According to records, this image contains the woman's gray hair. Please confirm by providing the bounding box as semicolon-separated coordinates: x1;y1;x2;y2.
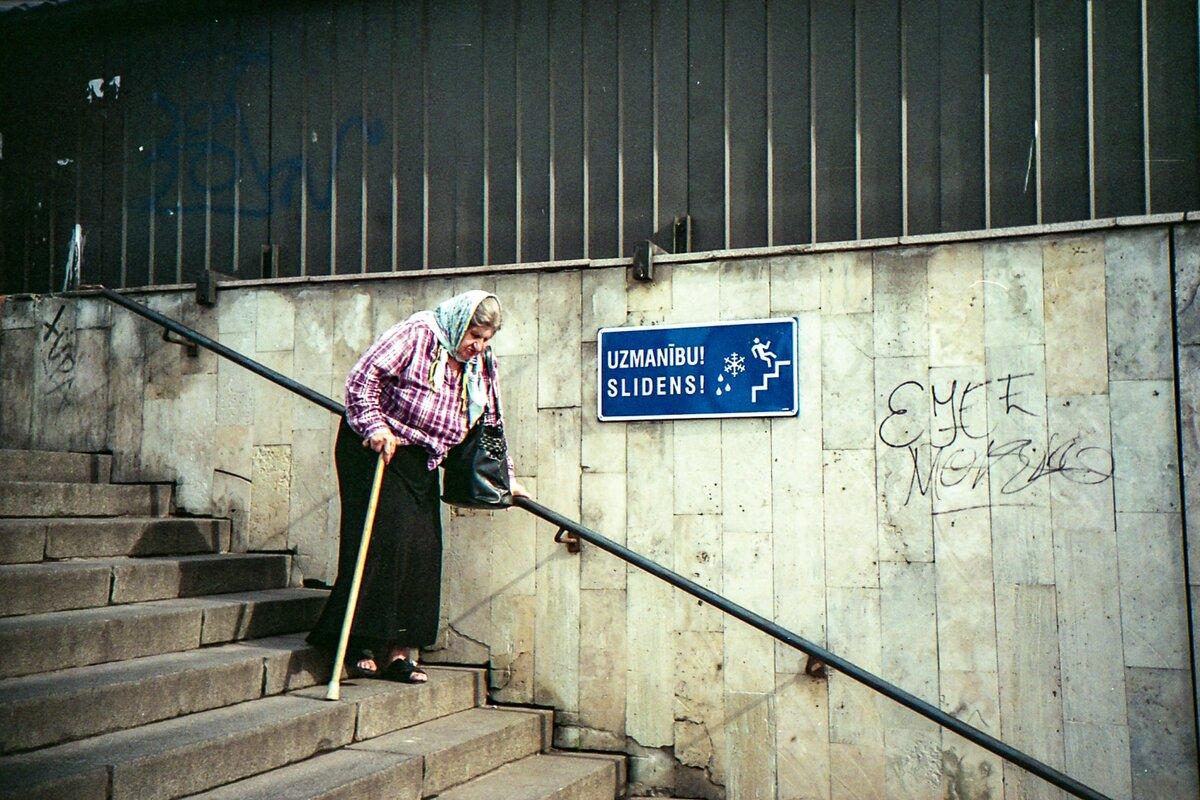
471;295;503;331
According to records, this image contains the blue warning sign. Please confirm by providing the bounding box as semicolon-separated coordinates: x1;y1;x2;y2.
597;318;799;421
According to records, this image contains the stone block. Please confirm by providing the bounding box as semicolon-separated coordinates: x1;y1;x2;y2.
110;554;289;604
1046;394;1115;530
215;330;256;426
1126;667;1200;800
255;290;296;352
582;267;626;341
720;259;770;319
874;356;933;563
626;571;674;747
247;634;328;694
331;290;373;383
0;481;171;518
829;742;885;800
823;449;878;589
1175;223;1200;345
0;329;35;449
819;251;873;314
491;273;538;357
883;728;941;800
673;629;725;784
354;708;541;796
211;471;252;551
248;444;292;551
140;294;183;402
938;670;1003;800
45;517;228;559
626;264;673;316
626;422;672;561
983;239;1045;348
337;667;480;739
872;250;929;357
674;420;721;515
195;588;327;645
673;514;723;633
0;561;111;617
826;587;884;747
533;409;581;714
924;364;990;516
491;479;538;598
61;328;110;453
1116;512;1190;668
721;419;771;533
725;691;776;800
251;349;296;446
578;588;627;736
0;520;45;564
489;594;535;705
442;509;495;647
0;450;111;484
722;530;774;694
670;262;721;322
537;271;582;408
216;289;257;336
434;753;616;800
1110;380;1180;513
0;297;36;329
775;676;831;799
1043;237;1108;395
580;472;625;590
879;562;938;731
995;584;1066;800
188;748;421;800
821;313;875;449
1106;229;1173;380
104;308;144;481
581;342;624;473
288;428;336;584
0;601;203;679
933;509;997;674
1063;721;1132;800
179;299;219;377
1054;525;1128;726
770;254;821;314
928;242;984;368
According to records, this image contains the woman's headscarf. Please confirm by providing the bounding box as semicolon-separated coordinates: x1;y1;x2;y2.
412;289;497;427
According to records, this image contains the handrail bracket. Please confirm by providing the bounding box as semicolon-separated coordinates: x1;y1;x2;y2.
554;527;581;554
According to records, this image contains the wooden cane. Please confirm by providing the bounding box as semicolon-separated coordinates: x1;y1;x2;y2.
325;452;386;701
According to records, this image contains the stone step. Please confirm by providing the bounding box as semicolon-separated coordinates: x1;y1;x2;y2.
0;450;112;485
435;752;621;800
0;481;172;518
0;588;327;679
0;517;230;565
0;634;326;754
0;553;290;617
184;705;545;800
0;667;483;800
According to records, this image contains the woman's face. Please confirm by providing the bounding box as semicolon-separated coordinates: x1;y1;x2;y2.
456;324;495;361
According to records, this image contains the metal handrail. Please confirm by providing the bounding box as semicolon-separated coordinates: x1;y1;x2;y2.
93;285;1113;800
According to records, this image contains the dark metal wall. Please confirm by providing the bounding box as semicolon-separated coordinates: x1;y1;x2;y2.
1;0;1198;292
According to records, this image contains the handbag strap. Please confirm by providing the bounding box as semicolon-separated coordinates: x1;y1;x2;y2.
483;348;504;424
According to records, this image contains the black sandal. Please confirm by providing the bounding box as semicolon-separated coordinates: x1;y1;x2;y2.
344;651;379;679
382;657;428;684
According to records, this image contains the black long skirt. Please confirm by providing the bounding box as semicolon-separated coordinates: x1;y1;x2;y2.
307;419;443;657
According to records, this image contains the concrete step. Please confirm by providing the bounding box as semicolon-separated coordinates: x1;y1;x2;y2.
0;634;326;754
436;752;621;800
0;588;327;679
0;517;229;564
0;481;172;518
0;450;112;484
0;553;290;617
0;666;483;800
183;748;422;800
351;707;550;796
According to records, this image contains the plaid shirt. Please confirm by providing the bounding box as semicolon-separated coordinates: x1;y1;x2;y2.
345;319;512;474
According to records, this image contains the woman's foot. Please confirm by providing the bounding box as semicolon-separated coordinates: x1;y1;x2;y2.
382;647;428;683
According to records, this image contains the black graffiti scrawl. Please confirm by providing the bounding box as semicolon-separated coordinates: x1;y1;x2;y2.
40;305;77;409
878;372;1114;515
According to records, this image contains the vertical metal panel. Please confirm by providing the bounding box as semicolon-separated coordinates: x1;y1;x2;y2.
726;0;768;249
687;0;725;252
1092;0;1144;217
1039;0;1089;223
1147;0;1200;212
811;1;856;243
363;1;395;273
857;0;902;239
99;15;127;290
269;5;304;278
123;18;158;288
178;6;212;284
767;0;811;246
449;1;485;268
333;0;365;274
903;0;941;234
939;0;985;232
485;0;518;265
550;0;584;261
301;4;334;276
517;0;550;263
986;0;1038;228
652;0;688;240
585;0;619;258
620;0;653;255
77;21;108;286
394;0;425;271
149;19;178;286
233;8;271;278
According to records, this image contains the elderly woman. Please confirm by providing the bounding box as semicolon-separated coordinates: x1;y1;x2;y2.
307;290;528;683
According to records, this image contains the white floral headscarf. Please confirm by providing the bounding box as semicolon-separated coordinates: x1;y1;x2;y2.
411;290;496;427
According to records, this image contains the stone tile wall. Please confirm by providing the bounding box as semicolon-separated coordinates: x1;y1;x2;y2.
0;225;1196;799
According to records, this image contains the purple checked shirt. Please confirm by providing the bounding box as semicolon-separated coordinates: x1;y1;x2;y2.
344;318;513;476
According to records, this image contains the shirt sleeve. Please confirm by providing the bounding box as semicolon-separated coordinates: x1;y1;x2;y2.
344;323;427;438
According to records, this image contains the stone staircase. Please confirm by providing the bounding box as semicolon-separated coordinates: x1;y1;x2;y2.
0;448;625;800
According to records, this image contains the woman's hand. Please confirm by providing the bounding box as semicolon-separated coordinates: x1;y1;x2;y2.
511;480;531;499
364;429;401;464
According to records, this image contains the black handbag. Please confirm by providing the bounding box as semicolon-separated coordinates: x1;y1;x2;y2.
440;350;513;509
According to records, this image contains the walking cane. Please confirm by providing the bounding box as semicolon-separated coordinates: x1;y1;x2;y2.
325;452;386;701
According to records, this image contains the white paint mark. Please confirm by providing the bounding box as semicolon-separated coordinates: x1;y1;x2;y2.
138;145;145;152
56;158;74;167
109;75;120;99
86;78;105;102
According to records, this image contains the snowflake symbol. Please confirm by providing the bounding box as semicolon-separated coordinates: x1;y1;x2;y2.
723;352;745;376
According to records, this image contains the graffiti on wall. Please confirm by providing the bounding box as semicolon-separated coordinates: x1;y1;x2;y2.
135;49;386;218
877;371;1114;514
40;305;76;408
